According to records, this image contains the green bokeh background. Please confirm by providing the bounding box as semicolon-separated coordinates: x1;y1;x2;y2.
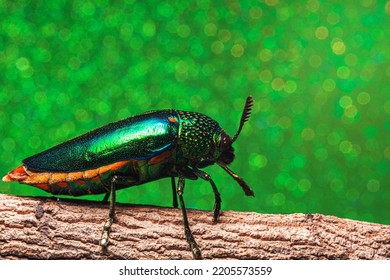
1;0;389;224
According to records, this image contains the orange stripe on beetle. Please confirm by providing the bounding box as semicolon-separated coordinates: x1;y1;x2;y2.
109;160;128;171
67;172;84;181
150;150;172;165
49;173;67;184
83;169;99;178
24;172;50;184
168;116;177;123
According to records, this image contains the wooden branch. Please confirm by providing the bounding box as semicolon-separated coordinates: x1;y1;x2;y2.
0;194;389;259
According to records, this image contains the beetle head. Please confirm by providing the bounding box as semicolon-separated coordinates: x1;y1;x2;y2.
216;96;255;196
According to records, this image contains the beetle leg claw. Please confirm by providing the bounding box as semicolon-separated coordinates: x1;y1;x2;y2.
100;218;113;246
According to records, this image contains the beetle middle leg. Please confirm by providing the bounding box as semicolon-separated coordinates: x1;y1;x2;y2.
192;168;221;223
171;177;178;208
102;192;110;203
177;174;202;259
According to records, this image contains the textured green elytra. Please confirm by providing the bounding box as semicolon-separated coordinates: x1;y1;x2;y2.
22;110;180;172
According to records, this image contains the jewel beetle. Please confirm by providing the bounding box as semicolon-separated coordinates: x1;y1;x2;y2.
3;96;254;259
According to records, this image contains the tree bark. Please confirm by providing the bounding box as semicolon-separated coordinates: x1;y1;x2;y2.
0;194;389;260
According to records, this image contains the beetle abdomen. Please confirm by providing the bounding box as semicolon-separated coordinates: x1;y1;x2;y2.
3;160;130;196
3;148;177;196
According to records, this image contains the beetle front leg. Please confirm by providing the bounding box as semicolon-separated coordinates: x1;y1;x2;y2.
219;164;255;197
177;174;202;259
192;168;221;223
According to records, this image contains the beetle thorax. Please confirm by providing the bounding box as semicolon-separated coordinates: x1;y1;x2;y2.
176;111;223;162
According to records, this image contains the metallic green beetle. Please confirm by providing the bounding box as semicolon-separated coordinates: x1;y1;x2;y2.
3;96;254;259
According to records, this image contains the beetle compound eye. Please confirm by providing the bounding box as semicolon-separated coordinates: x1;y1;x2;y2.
217;132;235;165
219;132;232;152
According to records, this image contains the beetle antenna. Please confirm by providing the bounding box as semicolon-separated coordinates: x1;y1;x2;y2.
232;96;254;143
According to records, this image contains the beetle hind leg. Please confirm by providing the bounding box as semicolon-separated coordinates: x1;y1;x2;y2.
100;175;136;247
100;177;117;246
